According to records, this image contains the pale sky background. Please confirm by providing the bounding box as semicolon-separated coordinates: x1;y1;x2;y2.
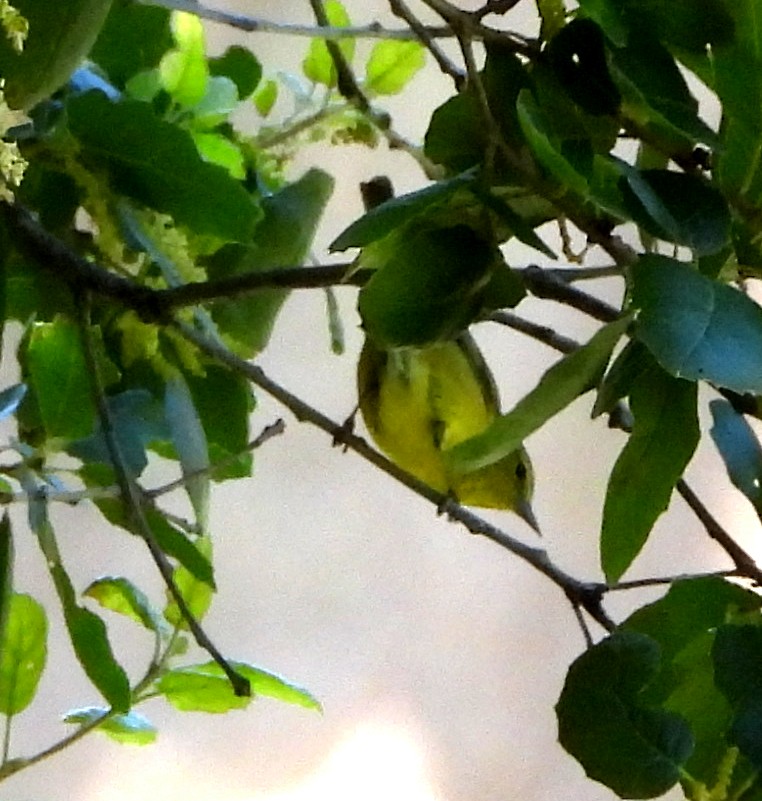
3;3;760;801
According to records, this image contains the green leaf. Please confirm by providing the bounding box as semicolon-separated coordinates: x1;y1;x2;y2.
0;0;115;109
619;168;730;256
30;498;129;712
330;169;478;251
157;660;320;713
91;0;172;88
0;593;47;715
714;625;762;769
601;360;699;583
632;255;762;394
184;366;253;481
69;389;168;477
58;579;131;712
148;512;213;588
188;76;238;129
163;536;214;628
64;706;157;745
26;318;95;442
546;19;621;116
156;663;250;713
623;578;762;786
449;316;630;472
358;224;496;348
516;89;590;197
207;169;334;356
709;3;762;206
3;247;75;324
302;0;354;87
556;630;693;799
592;340;651;418
159;11;207;106
234;662;321;711
424;47;529;174
66;92;260;243
191;132;245;179
624;577;762;678
609;35;717;153
84;576;163;632
424;92;486;173
710;399;762;513
94;499;214;588
577;0;733;53
253;78;278;117
209;45;261;99
165;374;209;531
536;0;565;39
363;40;425;96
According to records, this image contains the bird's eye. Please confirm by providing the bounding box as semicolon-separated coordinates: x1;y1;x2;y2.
515;461;527;480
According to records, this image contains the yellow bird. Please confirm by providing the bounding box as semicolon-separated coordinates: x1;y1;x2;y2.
357;334;539;533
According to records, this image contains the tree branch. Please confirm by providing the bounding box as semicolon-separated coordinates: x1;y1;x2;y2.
139;0;452;40
174;317;615;633
388;0;465;89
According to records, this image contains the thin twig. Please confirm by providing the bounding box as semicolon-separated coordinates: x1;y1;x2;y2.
145;419;286;501
676;480;762;584
256;103;338;149
303;0;442;179
420;0;539;56
488;311;580;354
571;601;594;648
157;263;363;310
474;0;523;18
610;570;738;591
139;0;451;39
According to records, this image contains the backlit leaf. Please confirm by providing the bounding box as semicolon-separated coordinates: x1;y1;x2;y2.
64;706;157;745
364;40;425;96
0;593;46;715
84;576;163;632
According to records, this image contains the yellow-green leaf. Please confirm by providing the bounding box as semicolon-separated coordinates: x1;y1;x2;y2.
302;0;354;88
364;40;425;96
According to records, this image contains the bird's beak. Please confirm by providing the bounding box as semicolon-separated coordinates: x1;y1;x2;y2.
517;498;541;536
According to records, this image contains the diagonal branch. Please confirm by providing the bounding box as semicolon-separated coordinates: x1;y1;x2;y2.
76;293;250;697
174;317;615;633
388;0;465;89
